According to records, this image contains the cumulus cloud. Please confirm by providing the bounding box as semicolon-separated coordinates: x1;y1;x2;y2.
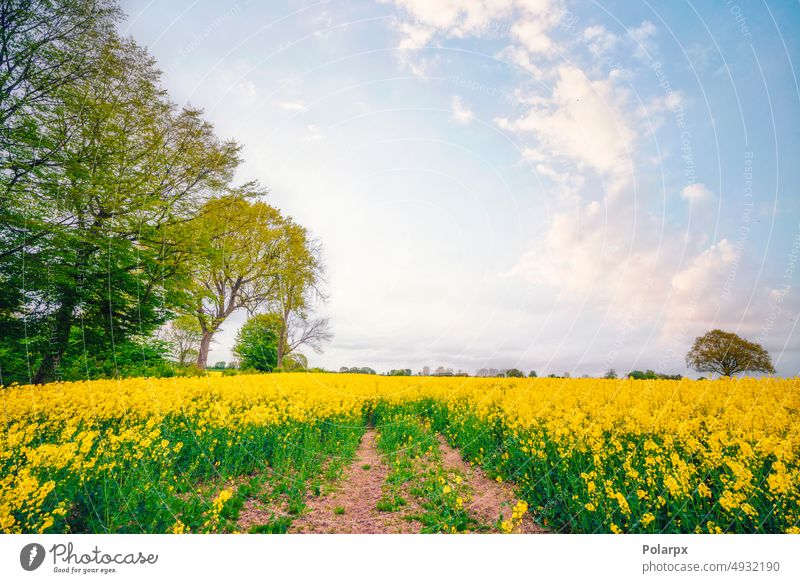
384;0;753;351
450;95;474;125
681;183;714;202
583;25;618;56
386;0;562;74
497;65;636;191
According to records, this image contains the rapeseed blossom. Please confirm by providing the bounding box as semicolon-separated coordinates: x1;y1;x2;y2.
1;374;798;533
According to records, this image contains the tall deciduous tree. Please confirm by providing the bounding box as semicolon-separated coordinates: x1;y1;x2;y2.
0;0;120;210
268;221;331;369
686;329;775;377
186;191;289;368
1;30;239;384
163;315;202;366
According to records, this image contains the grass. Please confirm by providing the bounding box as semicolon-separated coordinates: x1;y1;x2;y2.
376;495;407;512
333;506;345;515
373;410;479;533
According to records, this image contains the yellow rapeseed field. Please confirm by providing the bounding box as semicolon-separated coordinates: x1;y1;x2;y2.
1;374;798;533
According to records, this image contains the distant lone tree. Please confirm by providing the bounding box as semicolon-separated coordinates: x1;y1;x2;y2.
505;368;524;378
686;329;775;377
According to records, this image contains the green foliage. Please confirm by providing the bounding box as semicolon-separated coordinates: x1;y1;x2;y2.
234;314;281;372
60;417;364;533
184;193;293;368
528;370;537;378
0;1;332;384
58;334;174;381
374;409;478;533
340;366;377;375
627;370;682;380
0;9;240;384
281;353;308;372
505;368;524;378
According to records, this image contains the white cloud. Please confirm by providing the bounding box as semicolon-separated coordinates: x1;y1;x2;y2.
450;95;474;125
583;25;618;56
628;20;657;59
499;65;636;189
496;44;544;77
389;0;515;33
629;20;657;43
681;183;714;202
276;101;308;112
670;239;735;294
387;0;562;74
395;19;434;50
511;15;556;55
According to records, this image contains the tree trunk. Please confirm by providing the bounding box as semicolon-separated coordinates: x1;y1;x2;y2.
276;311;290;370
33;292;76;384
196;329;214;369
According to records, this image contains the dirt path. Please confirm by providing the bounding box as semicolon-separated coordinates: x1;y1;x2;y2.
290;430;421;533
437;435;547;533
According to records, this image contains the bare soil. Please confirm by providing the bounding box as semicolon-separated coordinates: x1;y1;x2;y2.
289;430;422;533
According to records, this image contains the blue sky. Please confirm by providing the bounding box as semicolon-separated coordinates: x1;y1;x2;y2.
120;0;799;376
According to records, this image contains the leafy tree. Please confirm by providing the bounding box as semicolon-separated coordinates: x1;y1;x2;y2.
185;192;289;368
267;221;331;368
505;368;524;378
0;0;120;215
57;335;174;380
282;353;308;372
340;366;376;375
628;370;656;380
528;370;537;378
233;314;281;372
627;369;682;380
164;316;203;366
1;29;239;384
686;329;775;377
604;368;618;379
212;361;227;370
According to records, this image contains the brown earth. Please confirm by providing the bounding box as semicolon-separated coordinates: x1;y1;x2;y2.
289;430;422;533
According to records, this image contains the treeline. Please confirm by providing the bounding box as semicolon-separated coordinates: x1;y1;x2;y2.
0;0;329;385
